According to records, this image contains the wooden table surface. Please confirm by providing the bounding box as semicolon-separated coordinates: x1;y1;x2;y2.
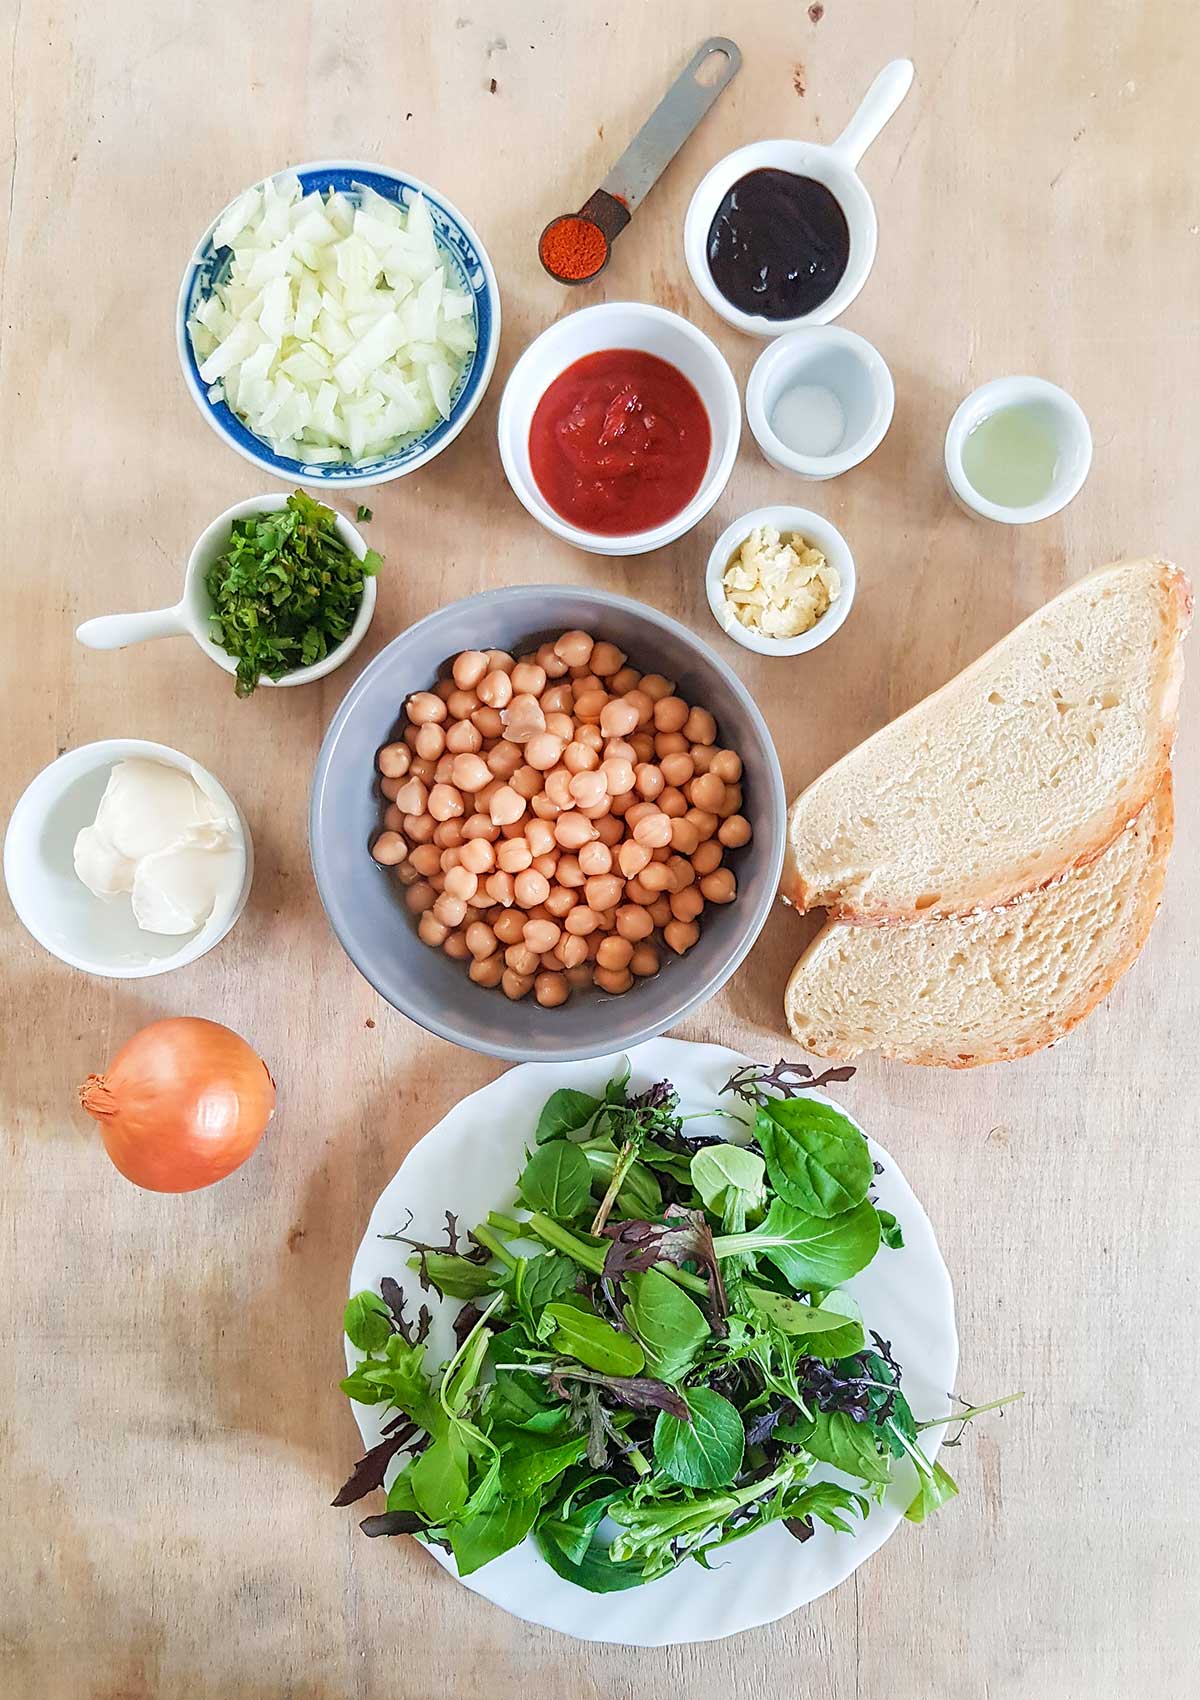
3;2;1197;1695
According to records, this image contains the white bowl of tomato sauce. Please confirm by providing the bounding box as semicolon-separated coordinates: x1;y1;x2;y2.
498;303;741;556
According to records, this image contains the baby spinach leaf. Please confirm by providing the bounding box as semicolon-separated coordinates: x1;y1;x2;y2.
744;1283;863;1355
448;1493;540;1575
410;1428;469;1523
653;1388;745;1489
804;1410;892;1483
537;1528;648;1592
406;1251;497;1301
690;1143;766;1214
800;1289;867;1361
623;1268;710;1383
503;1251;578;1330
343;1290;393;1353
519;1141;593;1219
542;1302;646;1377
878;1208;905;1250
756;1099;874;1218
905;1458;959;1524
716;1196;881;1289
535;1089;602;1145
498;1429;591;1496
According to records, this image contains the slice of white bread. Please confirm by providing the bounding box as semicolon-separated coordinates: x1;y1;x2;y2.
785;559;1191;922
783;777;1173;1067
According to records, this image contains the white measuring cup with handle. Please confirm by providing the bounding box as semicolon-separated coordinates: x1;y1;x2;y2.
683;58;914;337
75;494;376;688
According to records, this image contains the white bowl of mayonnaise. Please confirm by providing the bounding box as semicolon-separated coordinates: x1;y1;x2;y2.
4;740;252;978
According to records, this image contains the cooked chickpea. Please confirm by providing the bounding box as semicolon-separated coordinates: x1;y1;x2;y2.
486;870;516;908
404;813;436;845
450;753;490;793
630;943;660;977
382;804;405;833
428;783;464;823
562;905;600;936
502;693;545;743
445;930;471;960
569;769;607;809
483;742;520;781
638;861;676;895
453;650;489;690
446;689;480;721
418;912;449;948
433;755;456;787
506;662;543;697
477;669;513;709
525;732;564;772
640;674;674;702
504;942;540;977
378;742;412;779
530;793;562;821
497;838;534;875
523;918;562;955
488;786;526;827
700;868;737;904
654;731;688;759
692;840;724;876
647;896;673;928
596;935;634;972
601;757;635;796
599;698;639;738
718;814;752;848
501;968;534;1001
556;855;585;890
465;921;498;960
395;860;420;887
469;953;504;988
653;696;689;733
612;903;652;941
371;830;408;866
521;818;554;858
407;691;447;725
670;885;705;924
588;640;624;677
514;869;550;909
685;707;717;745
595;813;624;846
690;771;726;813
394;777;428;815
486;650;515;674
432;893;467;929
632;811;672;849
554;811;597;850
537;642;570;680
573;689;609;723
471;706;505;739
543;767;574;809
493;909;526;945
380;777;403;803
532;970;568;1007
459;837;496;876
664;919;700;955
555;629;594;668
440;865;476;904
577;840;613;877
634;763;665;801
659;751;694;788
462;813;499;842
686;808;719;842
531;852;559;880
583;873;624;911
545;884;576;918
409;843;441;877
593;965;633;995
690;743;715;774
562;740;599;774
445;720;483;756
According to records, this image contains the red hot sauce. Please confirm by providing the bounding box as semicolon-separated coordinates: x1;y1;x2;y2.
528;349;711;535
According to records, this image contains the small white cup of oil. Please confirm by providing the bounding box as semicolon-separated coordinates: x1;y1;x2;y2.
745;326;894;480
944;376;1092;524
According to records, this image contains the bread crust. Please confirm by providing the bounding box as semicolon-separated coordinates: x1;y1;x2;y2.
784;559;1191;923
784;778;1174;1067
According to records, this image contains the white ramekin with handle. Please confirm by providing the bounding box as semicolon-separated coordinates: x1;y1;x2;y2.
75;495;376;687
684;59;914;337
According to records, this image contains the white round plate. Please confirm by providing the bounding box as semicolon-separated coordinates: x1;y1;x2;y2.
345;1037;958;1646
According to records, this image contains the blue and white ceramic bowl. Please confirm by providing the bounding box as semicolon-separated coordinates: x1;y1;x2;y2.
176;161;501;489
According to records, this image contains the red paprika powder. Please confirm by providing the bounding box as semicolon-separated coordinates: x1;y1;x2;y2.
539;215;608;282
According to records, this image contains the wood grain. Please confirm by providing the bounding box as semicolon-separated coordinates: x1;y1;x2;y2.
1;2;1197;1696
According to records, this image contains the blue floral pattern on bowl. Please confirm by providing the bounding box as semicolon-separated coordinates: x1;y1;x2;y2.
176;162;501;487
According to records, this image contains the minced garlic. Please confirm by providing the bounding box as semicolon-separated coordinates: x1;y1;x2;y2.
721;526;840;640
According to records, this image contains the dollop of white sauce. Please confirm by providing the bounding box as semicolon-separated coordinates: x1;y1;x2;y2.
73;759;239;935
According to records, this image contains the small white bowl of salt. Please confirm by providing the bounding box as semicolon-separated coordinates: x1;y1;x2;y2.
744;325;894;481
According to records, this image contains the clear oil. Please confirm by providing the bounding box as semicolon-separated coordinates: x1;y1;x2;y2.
962;405;1060;508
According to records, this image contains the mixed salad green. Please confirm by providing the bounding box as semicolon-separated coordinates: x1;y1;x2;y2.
335;1060;1019;1591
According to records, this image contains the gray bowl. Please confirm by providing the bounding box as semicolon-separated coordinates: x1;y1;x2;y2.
310;586;785;1061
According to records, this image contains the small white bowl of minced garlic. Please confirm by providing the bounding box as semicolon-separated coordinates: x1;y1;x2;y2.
706;505;856;657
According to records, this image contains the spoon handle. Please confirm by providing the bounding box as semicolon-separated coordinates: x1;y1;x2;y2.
599;37;742;213
829;59;914;169
75;604;190;651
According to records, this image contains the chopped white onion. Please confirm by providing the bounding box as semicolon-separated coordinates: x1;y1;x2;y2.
189;175;478;463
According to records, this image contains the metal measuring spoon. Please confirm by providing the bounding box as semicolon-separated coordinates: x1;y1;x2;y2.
539;37;742;285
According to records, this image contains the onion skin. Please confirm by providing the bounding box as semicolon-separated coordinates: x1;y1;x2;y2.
79;1017;276;1193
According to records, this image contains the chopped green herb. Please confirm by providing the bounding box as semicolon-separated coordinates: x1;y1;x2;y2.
205;489;381;696
356;504;374;523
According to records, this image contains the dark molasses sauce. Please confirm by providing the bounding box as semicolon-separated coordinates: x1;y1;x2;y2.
706;168;851;320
